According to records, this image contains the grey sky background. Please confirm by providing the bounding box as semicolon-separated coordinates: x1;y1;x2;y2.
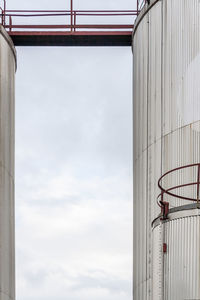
7;0;135;299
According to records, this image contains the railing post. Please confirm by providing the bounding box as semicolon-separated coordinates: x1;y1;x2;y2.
74;11;76;32
3;0;6;26
197;164;200;203
1;10;3;26
70;0;73;32
9;15;12;32
137;0;139;15
160;192;164;215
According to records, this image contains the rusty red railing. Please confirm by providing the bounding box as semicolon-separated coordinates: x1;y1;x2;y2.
0;0;149;35
2;11;137;33
1;10;137;33
157;163;200;218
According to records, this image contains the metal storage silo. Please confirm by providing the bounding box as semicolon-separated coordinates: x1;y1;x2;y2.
133;0;200;299
0;25;16;300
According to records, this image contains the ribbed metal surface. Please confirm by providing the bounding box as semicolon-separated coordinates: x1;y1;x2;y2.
133;1;162;299
152;223;162;300
164;214;200;299
152;210;200;300
133;0;200;298
133;11;149;300
0;26;16;300
161;0;200;207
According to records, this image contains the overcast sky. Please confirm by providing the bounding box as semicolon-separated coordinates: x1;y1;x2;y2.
8;0;135;299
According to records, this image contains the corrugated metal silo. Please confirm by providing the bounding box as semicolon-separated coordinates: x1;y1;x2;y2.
133;0;200;299
0;25;16;300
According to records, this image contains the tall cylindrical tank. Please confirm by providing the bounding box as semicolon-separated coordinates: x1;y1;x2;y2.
0;26;16;299
133;0;200;299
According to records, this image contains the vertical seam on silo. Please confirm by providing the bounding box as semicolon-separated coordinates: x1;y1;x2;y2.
132;36;134;300
146;11;150;300
161;0;164;298
198;214;200;297
161;0;163;188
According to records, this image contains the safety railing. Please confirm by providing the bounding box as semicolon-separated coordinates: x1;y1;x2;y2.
0;0;150;34
157;163;200;219
1;10;138;33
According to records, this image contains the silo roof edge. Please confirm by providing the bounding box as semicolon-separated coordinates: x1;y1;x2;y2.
0;25;17;71
132;0;160;38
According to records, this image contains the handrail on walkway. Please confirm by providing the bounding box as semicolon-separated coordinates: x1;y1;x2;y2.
0;0;149;34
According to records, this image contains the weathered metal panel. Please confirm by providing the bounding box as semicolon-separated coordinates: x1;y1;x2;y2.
164;211;200;300
0;26;16;300
148;140;161;225
133;152;148;300
133;0;200;299
152;223;163;300
133;1;162;299
162;125;200;208
133;10;149;300
148;3;162;148
161;0;200;187
152;210;200;300
162;0;200;136
148;1;162;221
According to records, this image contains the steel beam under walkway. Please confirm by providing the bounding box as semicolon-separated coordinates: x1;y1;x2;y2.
9;31;132;47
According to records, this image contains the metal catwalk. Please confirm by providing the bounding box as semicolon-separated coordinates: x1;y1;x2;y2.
0;0;148;46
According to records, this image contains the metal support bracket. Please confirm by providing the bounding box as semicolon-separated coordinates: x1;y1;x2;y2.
160;201;169;220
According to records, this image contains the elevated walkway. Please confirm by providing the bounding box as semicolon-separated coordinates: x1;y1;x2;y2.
0;0;149;46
